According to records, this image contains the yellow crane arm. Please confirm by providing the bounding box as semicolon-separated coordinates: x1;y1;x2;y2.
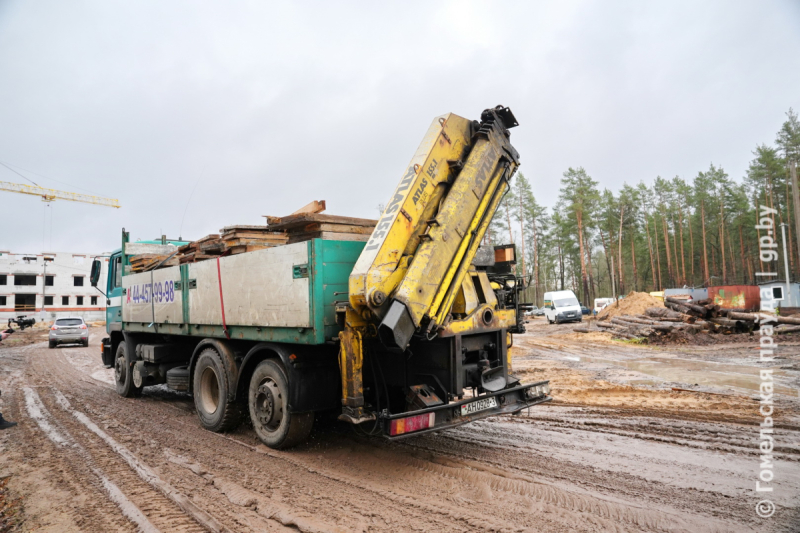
0;181;120;208
349;105;520;350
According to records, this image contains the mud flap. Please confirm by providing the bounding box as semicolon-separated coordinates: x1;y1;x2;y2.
101;337;113;368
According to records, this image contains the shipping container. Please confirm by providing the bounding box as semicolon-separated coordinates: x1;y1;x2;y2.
707;285;760;311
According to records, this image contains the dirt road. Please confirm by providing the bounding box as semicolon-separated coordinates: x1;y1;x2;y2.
1;323;798;532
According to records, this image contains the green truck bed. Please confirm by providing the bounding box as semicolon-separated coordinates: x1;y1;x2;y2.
120;239;365;345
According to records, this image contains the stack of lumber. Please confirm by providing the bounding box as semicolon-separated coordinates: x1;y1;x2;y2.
176;234;225;264
265;213;376;244
129;254;179;272
174;227;289;264
123;242;179;274
575;296;800;340
219;225;288;254
125;200;377;270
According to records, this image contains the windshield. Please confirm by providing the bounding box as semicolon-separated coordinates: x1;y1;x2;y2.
554;298;579;307
55;318;83;326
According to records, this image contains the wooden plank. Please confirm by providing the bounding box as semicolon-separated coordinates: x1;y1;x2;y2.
124;243;177;256
219;224;270;233
286;231;370;244
221;231;287;241
290;200;326;215
132;257;179;271
130;253;168;264
224;238;286;247
289;223;374;235
194;233;220;244
266;213;377;231
198;241;226;253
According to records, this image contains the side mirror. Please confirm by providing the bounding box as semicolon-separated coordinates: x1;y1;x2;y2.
550;305;555;310
90;259;101;287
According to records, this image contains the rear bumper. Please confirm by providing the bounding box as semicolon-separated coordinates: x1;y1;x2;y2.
50;334;88;343
382;381;551;439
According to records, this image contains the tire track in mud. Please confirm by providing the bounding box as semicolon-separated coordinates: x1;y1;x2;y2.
29;343;582;532
26;343;470;532
47;387;223;533
22;386;160;533
11;333;798;532
17;344;223;532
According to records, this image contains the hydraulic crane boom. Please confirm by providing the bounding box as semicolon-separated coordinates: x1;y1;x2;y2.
339;105;523;423
349;105;519;349
0;181;120;208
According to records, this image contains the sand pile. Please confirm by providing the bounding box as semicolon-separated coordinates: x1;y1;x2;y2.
597;291;663;319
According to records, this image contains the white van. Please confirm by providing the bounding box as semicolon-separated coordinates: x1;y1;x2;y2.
593;297;615;314
543;290;583;324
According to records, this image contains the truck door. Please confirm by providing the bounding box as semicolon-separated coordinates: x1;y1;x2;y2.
106;253;123;326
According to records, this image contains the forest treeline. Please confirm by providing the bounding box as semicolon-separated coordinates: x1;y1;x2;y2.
488;109;800;307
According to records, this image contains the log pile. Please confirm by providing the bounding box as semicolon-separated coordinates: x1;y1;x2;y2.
574;296;800;340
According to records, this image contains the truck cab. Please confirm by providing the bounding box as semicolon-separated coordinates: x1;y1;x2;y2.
95;238;188;368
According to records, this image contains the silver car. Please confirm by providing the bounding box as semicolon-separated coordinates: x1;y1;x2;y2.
49;317;89;348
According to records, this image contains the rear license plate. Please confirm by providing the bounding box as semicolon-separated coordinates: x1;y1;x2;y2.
460;396;498;416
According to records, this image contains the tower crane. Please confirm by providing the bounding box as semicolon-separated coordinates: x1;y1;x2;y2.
0;181;120;208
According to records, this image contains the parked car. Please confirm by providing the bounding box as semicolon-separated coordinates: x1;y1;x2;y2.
49;317;89;348
533;307;545;316
524;306;539;317
581;305;591;315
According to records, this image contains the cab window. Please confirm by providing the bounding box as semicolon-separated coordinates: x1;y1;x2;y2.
112;256;122;289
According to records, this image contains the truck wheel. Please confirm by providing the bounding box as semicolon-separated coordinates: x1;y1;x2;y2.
115;342;142;398
248;359;313;449
192;348;241;432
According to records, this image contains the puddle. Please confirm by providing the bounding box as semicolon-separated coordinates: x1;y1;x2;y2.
564;355;796;396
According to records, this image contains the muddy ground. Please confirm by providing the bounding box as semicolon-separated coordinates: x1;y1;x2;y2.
0;321;798;532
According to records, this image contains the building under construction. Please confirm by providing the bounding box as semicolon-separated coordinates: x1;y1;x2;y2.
0;250;109;323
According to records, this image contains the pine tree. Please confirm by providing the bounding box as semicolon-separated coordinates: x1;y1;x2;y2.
558;167;600;305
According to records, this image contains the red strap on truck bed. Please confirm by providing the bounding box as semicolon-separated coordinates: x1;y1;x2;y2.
216;257;231;339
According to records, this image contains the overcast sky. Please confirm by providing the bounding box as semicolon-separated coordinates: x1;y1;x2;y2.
1;1;799;254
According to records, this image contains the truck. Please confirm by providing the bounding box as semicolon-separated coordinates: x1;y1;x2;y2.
92;105;551;449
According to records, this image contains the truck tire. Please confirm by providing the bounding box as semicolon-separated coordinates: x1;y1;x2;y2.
115;342;142;398
248;359;313;449
192;347;241;432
